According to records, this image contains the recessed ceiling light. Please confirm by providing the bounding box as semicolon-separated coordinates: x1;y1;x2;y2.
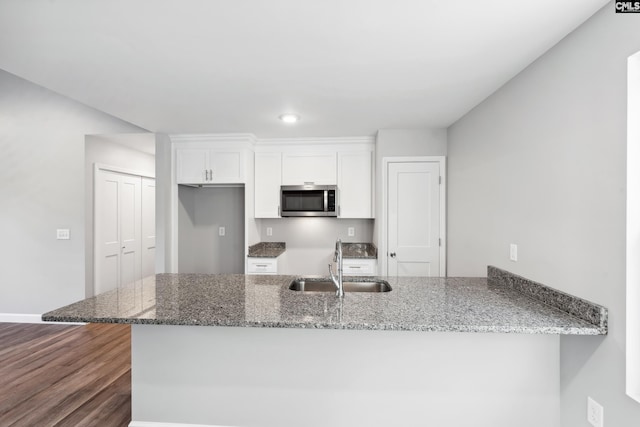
279;114;300;124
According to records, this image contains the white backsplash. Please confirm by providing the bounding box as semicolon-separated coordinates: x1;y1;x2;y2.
258;218;374;275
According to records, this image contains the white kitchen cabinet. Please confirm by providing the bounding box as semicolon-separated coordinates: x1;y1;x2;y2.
176;148;244;184
342;258;377;276
247;257;278;274
282;152;337;185
337;151;374;218
254;152;282;218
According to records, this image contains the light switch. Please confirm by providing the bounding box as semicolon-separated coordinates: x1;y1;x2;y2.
509;244;518;261
219;226;226;236
57;229;70;240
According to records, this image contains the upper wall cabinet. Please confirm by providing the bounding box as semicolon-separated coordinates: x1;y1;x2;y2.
337;151;374;218
254;152;282;218
255;137;375;219
282;153;337;185
176;148;244;184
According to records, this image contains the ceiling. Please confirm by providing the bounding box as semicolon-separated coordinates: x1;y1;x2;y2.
0;0;609;138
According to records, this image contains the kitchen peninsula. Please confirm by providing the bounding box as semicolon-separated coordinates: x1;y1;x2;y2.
43;267;606;427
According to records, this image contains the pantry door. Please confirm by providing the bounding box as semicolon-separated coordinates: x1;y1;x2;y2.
95;169;142;299
386;160;444;277
141;177;156;280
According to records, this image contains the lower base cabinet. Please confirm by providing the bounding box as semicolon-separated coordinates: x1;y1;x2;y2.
342;258;377;276
247;257;278;274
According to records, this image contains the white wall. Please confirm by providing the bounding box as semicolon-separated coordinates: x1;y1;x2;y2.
0;68;145;316
84;133;155;297
155;133;173;274
259;218;374;275
374;129;447;248
447;4;640;426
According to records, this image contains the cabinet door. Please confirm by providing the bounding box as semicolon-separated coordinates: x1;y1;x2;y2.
337;151;374;218
210;150;243;183
255;152;282;218
282;153;337;185
176;149;209;184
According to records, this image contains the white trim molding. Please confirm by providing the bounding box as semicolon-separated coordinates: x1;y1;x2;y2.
94;163;156;179
380;156;447;277
257;135;375;146
0;313;85;325
169;133;257;148
129;422;234;427
626;49;640;404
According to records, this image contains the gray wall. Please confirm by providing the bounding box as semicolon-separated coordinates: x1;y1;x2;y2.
84;133;155;297
0;69;145;315
259;218;374;275
376;128;447;159
447;4;640;426
133;325;559;426
178;186;245;274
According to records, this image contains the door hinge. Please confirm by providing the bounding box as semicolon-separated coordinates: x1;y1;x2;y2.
439;238;442;247
439;176;442;184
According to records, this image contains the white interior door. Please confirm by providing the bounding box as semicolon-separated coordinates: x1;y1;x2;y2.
96;171;121;295
119;174;142;279
119;174;142;312
95;169;145;301
387;161;441;277
142;177;156;280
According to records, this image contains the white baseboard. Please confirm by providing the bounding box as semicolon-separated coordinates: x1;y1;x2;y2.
0;313;85;325
129;422;233;427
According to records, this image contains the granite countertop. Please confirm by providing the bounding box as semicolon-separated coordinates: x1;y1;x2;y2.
248;242;286;258
341;243;377;259
43;266;607;335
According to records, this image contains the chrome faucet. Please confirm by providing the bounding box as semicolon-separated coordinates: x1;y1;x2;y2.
328;238;344;297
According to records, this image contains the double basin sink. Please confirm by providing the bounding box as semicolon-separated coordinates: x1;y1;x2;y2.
289;277;392;293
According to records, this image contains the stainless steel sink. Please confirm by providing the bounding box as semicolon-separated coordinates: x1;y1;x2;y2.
289;278;392;293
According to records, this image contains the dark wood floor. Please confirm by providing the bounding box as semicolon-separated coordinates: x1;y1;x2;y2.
0;322;131;427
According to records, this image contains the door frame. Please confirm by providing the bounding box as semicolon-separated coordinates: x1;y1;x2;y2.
92;163;155;297
380;156;446;277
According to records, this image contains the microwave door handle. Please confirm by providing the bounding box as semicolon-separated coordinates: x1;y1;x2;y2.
324;190;328;212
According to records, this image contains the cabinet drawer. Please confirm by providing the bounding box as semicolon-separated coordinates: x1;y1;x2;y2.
342;259;376;276
247;258;278;274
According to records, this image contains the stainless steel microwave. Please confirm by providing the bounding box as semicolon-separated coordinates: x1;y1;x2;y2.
280;185;338;217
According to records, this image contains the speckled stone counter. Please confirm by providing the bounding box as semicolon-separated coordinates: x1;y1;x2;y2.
43;267;606;335
247;242;286;258
342;242;377;259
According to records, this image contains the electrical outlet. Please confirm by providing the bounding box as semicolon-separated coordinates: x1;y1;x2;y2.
219;226;225;236
266;227;273;237
348;227;355;237
509;244;518;261
56;229;70;240
587;397;603;427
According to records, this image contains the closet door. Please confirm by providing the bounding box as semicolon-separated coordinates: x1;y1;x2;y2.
95;170;142;303
141;177;156;280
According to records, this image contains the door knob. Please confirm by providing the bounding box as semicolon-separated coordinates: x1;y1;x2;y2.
390;252;396;258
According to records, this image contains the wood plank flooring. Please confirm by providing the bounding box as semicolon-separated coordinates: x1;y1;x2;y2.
0;322;131;427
